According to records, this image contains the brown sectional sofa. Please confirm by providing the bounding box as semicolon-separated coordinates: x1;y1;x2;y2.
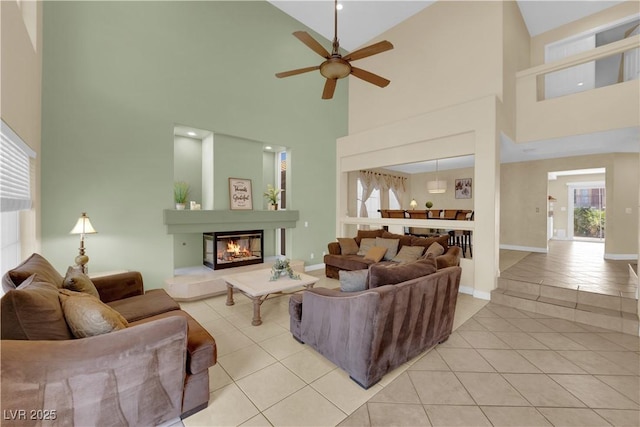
1;253;216;425
323;229;461;279
290;261;462;388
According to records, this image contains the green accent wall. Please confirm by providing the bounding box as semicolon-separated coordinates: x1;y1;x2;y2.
41;1;347;287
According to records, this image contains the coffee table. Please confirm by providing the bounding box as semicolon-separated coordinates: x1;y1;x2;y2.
223;268;318;326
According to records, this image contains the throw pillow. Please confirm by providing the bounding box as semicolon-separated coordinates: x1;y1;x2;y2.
1;275;73;340
3;253;65;291
368;253;437;288
339;270;369;292
381;231;413;248
63;267;100;298
337;238;360;255
357;238;377;256
59;289;128;338
363;246;387;263
392;246;425;263
375;237;400;261
424;242;445;257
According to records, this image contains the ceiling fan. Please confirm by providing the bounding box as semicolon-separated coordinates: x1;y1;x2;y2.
275;0;394;100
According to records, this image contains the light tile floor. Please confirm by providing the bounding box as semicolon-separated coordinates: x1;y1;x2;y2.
501;240;636;297
182;267;639;427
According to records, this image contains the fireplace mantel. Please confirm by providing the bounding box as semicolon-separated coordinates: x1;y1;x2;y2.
163;209;299;234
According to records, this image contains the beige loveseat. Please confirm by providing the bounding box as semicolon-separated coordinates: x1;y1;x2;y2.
1;253;216;425
323;229;461;279
290;256;462;389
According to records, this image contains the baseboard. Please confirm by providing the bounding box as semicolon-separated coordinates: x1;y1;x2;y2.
604;253;638;261
500;244;547;253
473;290;491;300
459;286;490;300
459;286;474;295
305;263;325;272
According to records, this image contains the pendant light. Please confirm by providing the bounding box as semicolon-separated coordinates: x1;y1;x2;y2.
427;159;447;194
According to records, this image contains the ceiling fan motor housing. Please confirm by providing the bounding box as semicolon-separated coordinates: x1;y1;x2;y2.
320;57;352;79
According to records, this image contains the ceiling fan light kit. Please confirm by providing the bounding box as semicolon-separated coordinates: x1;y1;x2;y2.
275;0;393;99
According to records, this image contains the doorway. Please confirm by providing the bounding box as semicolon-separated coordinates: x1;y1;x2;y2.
547;168;605;242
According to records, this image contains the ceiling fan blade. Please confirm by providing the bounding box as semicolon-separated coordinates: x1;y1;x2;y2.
293;31;331;58
322;78;337;99
275;66;320;78
350;67;390;88
344;40;394;62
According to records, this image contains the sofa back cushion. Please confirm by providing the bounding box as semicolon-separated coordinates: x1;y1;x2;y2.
354;229;384;245
368;253;438;289
2;253;64;292
1;275;73;340
410;234;449;252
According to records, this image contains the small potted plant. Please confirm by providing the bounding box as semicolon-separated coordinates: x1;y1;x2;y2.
270;258;300;281
174;181;190;210
263;184;281;210
425;201;434;209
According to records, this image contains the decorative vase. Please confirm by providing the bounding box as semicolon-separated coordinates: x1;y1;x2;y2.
268;204;278;211
176;203;186;210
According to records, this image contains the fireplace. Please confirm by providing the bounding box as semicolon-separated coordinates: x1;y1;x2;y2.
203;230;263;270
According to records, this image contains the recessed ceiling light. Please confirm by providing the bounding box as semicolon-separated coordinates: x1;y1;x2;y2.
577;82;584;86
265;146;272;150
336;3;343;11
187;131;197;136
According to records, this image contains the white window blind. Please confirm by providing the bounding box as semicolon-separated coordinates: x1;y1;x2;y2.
1;120;36;212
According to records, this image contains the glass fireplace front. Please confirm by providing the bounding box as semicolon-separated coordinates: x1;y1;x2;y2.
203;230;264;270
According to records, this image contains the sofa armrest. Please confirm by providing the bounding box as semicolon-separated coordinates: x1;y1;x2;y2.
1;316;188;426
327;241;342;255
91;271;144;303
297;286;395;387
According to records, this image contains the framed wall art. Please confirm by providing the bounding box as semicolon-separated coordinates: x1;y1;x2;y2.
455;178;472;199
229;178;253;210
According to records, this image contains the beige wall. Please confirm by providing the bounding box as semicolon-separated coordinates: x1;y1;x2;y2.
501;153;638;257
501;0;531;139
1;0;43;257
409;166;475;212
348;1;504;135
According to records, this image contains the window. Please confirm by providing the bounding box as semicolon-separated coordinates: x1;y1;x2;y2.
357;179;380;218
1;120;36;276
1;211;19;276
389;189;401;210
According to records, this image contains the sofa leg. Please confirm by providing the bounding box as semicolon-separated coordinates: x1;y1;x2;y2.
349;375;378;390
180;402;208;419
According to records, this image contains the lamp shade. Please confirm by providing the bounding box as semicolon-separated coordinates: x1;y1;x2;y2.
409;199;418;209
70;212;97;235
427;180;447;194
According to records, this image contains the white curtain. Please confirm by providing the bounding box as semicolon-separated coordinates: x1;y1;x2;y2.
384;174;406;207
358;171;377;218
359;171;406;217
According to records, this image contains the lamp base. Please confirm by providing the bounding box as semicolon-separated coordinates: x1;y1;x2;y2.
74;254;89;274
